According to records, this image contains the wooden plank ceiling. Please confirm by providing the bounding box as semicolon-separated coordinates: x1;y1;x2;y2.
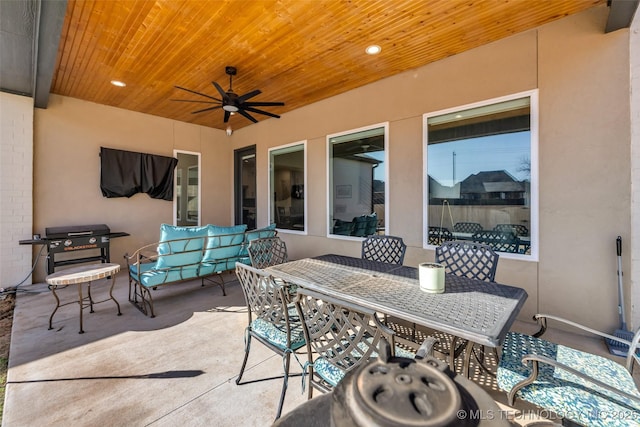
51;0;604;131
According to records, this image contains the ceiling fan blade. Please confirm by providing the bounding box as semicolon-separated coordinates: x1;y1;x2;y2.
174;86;222;102
238;109;258;123
191;105;223;114
243;106;281;119
170;99;219;104
212;81;228;99
223;110;231;123
243;101;285;107
237;89;261;103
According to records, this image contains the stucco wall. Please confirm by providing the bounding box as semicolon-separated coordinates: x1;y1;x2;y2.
32;95;229;282
631;9;640;330
31;6;633;331
230;6;631;331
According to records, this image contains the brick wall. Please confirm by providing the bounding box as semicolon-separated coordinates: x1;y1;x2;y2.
0;92;34;288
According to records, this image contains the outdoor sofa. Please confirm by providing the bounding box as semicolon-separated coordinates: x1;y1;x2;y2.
125;223;276;317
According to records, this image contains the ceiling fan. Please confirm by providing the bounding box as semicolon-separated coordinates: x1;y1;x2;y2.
172;66;284;124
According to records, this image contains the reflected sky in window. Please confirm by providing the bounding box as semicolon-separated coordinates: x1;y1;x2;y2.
428;132;530;186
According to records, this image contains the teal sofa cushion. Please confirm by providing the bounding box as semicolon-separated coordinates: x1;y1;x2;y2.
129;261;200;288
239;223;277;256
202;224;247;264
156;224;208;269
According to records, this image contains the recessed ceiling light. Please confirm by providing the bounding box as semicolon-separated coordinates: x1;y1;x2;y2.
365;45;381;55
110;80;126;87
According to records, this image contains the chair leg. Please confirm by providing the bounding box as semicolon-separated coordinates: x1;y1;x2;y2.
307;366;314;400
275;351;292;420
236;333;251;385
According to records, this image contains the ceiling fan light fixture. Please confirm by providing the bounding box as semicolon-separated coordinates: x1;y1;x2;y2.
365;44;381;55
172;65;284;126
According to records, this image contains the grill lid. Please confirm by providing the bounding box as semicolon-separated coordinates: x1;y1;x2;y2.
45;224;110;238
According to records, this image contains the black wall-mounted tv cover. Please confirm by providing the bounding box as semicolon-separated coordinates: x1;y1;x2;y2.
100;147;178;200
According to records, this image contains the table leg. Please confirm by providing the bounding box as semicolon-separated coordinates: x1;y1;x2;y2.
88;281;95;313
77;282;84;334
108;274;122;316
463;340;475;378
48;285;60;330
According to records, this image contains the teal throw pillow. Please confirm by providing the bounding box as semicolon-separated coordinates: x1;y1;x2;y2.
240;223;277;256
156;224;208;268
203;224;248;263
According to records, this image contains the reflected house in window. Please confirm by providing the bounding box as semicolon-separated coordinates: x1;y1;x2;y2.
459;171;528;204
429;171;528;205
424;92;536;255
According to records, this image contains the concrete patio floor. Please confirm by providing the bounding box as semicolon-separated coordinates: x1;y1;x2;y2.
2;270;630;426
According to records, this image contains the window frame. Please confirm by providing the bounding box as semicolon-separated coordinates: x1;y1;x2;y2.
326;122;389;239
422;90;539;261
268;140;308;235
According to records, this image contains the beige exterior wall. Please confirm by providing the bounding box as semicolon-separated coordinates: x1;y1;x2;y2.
631;9;640;330
231;6;631;331
30;5;634;331
32;95;231;282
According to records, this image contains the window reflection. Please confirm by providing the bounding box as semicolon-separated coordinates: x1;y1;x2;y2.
426;95;534;255
329;125;386;237
175;151;200;226
270;143;305;231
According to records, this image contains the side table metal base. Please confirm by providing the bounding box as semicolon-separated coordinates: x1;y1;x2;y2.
46;263;122;334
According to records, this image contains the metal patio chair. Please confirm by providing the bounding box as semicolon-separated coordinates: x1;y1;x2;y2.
428;226;453;245
493;223;529;237
294;288;420;398
453;222;483;234
435;240;499;282
247;236;288;269
433;240;500;374
471;230;520;253
361;235;406;265
235;263;305;420
497;314;640;427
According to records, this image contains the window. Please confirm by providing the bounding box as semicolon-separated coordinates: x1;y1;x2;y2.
328;123;388;238
269;142;306;233
174;150;200;226
424;91;538;258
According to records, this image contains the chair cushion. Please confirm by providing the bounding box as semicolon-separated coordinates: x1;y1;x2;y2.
250;318;306;352
497;332;640;427
130;261;200;287
156;224;208;269
239;223;277;256
314;342;415;387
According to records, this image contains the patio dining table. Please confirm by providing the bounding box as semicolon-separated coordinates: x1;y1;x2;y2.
265;254;528;375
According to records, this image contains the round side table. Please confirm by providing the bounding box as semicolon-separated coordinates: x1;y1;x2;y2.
45;263;122;333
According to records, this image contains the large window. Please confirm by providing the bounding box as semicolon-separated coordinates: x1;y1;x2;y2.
424;91;538;258
328;123;388;238
269;142;306;233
